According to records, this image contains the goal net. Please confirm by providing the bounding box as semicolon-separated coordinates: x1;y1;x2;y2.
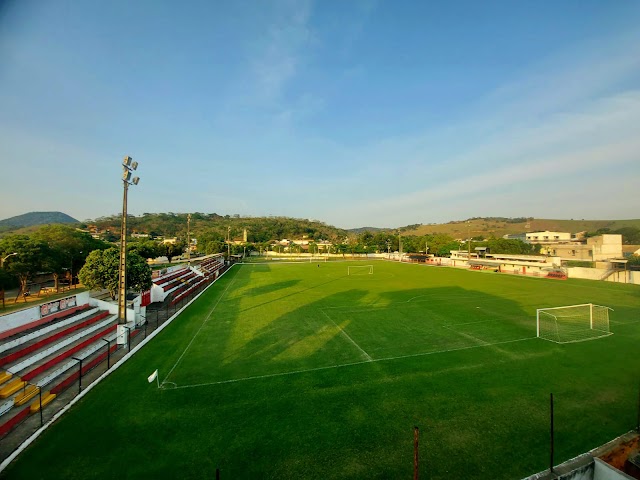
537;303;612;344
347;265;373;275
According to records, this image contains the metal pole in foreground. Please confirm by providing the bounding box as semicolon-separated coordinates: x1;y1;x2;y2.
72;357;83;393
637;381;640;433
103;338;111;369
550;393;554;474
125;326;131;351
414;426;419;480
39;386;43;426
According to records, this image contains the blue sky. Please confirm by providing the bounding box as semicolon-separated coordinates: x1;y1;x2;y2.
1;0;639;229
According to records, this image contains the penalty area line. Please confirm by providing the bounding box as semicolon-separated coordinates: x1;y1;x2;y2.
167;336;538;390
161;270;239;386
320;309;372;362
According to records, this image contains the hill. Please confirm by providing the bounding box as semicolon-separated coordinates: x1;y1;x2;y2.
348;226;389;234
88;213;349;243
0;211;78;229
405;217;640;240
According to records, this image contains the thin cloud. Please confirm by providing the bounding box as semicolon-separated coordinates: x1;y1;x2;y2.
328;33;640;227
250;0;313;102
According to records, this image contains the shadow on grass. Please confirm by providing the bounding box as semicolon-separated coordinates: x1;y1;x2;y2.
177;277;540;388
242;279;301;297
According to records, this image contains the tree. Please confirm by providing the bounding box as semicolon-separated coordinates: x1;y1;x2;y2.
163;241;185;264
0;267;16;307
0;235;50;301
100;231;118;243
485;238;538;255
128;240;162;260
627;255;640;266
78;248;152;300
31;225;106;291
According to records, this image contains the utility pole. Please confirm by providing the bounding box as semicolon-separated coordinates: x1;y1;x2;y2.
227;226;231;260
187;213;191;267
467;221;471;260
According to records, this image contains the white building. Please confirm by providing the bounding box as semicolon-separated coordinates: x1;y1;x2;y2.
526;231;572;243
541;234;622;262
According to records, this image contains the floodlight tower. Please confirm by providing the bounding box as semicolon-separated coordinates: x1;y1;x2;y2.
117;156;139;340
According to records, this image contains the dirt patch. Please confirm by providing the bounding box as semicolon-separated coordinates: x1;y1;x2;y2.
598;434;640;471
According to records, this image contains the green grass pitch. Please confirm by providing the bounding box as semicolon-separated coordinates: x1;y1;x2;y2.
3;261;639;479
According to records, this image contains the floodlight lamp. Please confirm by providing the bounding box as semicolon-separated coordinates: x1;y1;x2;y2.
132;177;140;185
123;171;132;182
123;156;133;168
131;161;138;171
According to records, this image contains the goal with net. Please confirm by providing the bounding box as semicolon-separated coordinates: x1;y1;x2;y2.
347;265;373;275
536;303;612;344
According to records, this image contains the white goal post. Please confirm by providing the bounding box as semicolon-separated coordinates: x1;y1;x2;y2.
536;303;613;344
347;265;373;275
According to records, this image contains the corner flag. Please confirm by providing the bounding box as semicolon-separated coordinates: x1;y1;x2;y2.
148;369;158;384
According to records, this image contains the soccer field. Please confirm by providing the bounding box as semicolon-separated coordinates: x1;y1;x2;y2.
3;261;639;479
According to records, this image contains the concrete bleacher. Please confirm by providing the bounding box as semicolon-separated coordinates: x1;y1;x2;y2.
0;256;226;441
150;266;204;304
154;268;190;289
0;293;123;438
0;307;109;366
197;255;225;278
0;304;92;342
170;275;208;306
165;256;226;305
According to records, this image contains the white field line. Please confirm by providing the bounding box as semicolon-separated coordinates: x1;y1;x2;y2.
166;336;538;390
406;295;427;303
442;318;499;327
539;332;613;344
320;309;372;362
441;324;489;345
610;319;640;326
243;259;383;266
161;270;239;386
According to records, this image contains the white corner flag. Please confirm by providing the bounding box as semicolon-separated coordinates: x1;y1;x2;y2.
148;369;159;387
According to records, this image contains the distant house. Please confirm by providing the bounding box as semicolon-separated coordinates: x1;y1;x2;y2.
540;235;622;262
